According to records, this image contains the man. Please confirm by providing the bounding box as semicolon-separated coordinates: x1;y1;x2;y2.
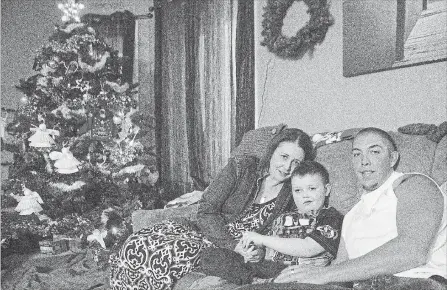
239;127;446;289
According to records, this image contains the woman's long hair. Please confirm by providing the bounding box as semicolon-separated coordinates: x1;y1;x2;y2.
258;128;314;172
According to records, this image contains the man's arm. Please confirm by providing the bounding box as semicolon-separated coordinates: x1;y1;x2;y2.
276;175;444;284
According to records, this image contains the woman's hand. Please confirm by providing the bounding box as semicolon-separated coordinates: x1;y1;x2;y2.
274;265;327;284
241;231;264;248
244;246;265;263
234;239;265;263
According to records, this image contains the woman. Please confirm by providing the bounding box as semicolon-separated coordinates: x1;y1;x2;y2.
109;128;314;289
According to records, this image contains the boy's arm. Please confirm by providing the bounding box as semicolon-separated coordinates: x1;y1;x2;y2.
250;234;326;258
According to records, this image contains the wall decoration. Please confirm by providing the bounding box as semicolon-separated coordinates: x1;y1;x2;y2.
343;0;447;77
261;0;334;60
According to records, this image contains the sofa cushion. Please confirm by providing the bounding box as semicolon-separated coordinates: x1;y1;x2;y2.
390;132;437;176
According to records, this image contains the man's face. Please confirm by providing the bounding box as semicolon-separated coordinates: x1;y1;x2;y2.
352;133;398;192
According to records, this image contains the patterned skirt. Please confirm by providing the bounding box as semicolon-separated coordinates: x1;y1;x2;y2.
109;220;212;290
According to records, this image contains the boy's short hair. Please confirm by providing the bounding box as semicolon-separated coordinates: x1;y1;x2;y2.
291;160;330;185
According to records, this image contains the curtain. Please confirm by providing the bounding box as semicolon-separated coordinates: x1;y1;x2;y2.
155;0;255;199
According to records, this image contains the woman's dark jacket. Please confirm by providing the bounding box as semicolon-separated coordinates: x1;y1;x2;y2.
196;155;295;250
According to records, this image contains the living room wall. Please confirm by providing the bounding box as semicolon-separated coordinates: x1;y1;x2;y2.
254;0;447;134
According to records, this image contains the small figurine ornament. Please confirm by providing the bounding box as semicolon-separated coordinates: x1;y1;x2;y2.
28;123;60;148
49;147;81;174
10;185;44;215
87;228;108;249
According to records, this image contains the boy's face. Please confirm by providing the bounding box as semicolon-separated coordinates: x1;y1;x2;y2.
291;174;330;214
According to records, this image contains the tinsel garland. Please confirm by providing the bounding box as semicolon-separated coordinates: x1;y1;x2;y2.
50;180;86;192
260;0;334;59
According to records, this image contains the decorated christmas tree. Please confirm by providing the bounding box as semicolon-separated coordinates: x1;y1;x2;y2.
1;1;161;258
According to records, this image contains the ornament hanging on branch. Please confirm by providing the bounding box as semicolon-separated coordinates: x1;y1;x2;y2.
28;123;60;148
49;147;82;174
78;109;116;141
92;109;115;141
10;184;47;220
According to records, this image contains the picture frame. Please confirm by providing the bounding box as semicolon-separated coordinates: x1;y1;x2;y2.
343;0;446;77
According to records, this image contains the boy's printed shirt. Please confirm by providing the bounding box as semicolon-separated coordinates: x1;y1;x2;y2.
265;206;343;266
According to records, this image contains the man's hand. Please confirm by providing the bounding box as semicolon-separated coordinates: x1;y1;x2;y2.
274;265;327;284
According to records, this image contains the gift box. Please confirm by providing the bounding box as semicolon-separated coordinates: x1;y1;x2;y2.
39;239;53;255
38;236;69;255
67;238;83;252
52;239;68;254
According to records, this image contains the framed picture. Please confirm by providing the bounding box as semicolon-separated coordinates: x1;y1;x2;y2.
343;0;446;77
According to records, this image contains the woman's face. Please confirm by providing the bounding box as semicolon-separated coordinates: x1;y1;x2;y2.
268;141;305;183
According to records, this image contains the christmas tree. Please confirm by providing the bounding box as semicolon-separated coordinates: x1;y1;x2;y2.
1;2;161;257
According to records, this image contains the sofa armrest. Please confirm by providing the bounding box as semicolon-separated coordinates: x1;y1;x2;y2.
132;204;199;233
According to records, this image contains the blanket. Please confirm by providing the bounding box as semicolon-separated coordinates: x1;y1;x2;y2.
1;250;109;290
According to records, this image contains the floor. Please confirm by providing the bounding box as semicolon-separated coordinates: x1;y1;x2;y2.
1;249;109;290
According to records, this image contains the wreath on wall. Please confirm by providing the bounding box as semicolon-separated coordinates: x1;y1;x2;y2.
261;0;334;60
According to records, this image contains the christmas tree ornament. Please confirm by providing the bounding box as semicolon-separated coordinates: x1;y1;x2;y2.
78;51;109;73
87;228;107;249
146;169;159;186
20;96;29;104
28;123;60;148
116;107;137;142
91;109;114;140
10;184;44;215
64;60;79;75
49;147;81;174
112;115;122;125
51;102;72;119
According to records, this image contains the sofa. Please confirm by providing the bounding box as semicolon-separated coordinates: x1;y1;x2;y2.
131;124;447;290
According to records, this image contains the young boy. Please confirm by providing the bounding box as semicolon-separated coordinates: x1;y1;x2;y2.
199;161;344;285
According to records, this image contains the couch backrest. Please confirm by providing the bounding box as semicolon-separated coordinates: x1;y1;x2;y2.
231;125;446;215
230;123;287;159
